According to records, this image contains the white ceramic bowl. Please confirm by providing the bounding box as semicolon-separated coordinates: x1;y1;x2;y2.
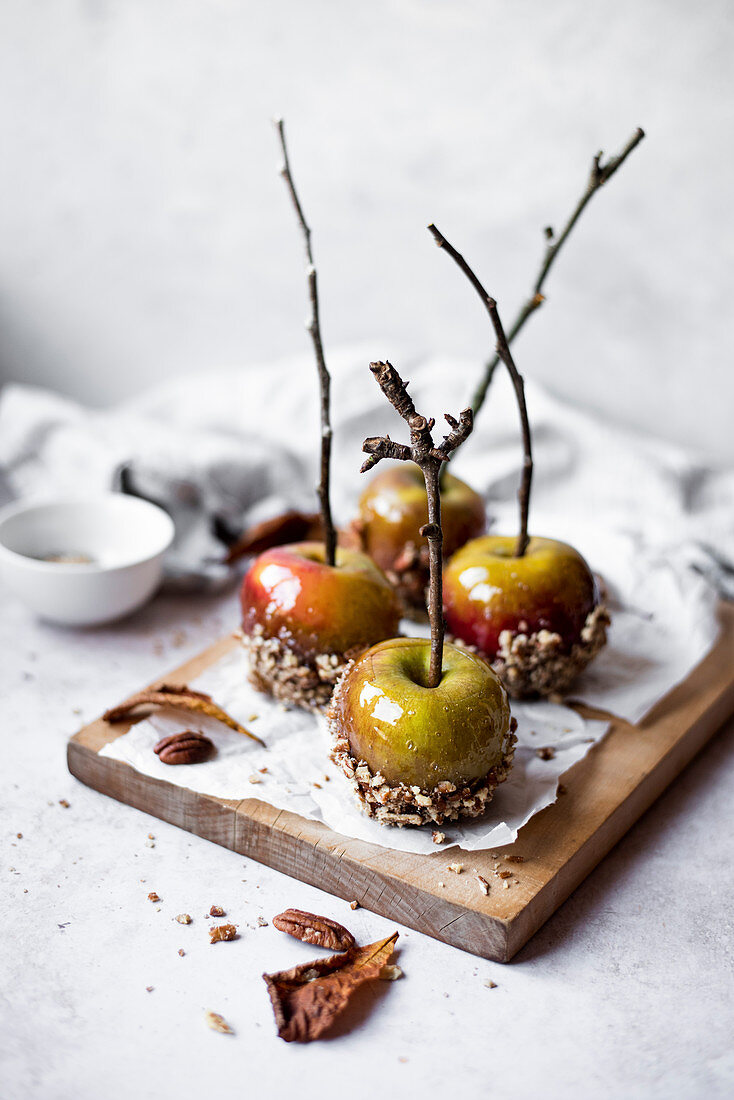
0;494;175;626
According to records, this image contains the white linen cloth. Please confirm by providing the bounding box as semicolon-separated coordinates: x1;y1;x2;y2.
1;348;731;851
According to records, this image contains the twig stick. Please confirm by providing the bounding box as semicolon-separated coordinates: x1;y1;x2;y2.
274;118;337;566
362;361;473;686
471;126;645;416
428;225;532;557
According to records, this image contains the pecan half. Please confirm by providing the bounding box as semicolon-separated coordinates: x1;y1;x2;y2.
272;909;355;952
153;730;215;765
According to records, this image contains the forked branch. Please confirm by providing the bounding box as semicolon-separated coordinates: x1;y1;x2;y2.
428;224;532;557
275;118;337;566
362;360;473;687
471;126;645;415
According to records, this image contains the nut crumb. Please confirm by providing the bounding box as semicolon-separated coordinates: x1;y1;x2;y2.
505;855;525;863
58;799;70;808
205;1010;234;1034
16;833;23;839
503;880;510;889
432;831;446;845
256;916;268;927
312;782;322;789
484;979;498;989
147;892;161;903
145;839;155;848
209;923;237;943
498;870;513;879
438;881;446;888
349;900;360;910
447;863;464;874
175;913;192;924
209;905;225;918
145;986;154;993
248;774;262;784
536;746;556;761
476;874;491;896
380;964;403;981
147;833;155;840
259;766;268;774
178;949;185;956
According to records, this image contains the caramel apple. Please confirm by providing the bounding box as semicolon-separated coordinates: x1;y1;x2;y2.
329;361;516;826
240;121;400;709
428;222;608;698
241;542;401;709
351;462;486;614
444;535;609;697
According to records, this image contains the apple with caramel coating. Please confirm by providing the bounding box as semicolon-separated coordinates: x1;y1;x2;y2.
329;637;516;826
444;535;609;698
240;542;401;710
352;462;486;613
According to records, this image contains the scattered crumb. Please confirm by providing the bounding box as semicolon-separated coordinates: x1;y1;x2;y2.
147;892;161;903
72;707;82;716
484;979;498;989
476;874;491;896
350;900;360;910
505;855;525;863
248;714;259;723
145;839;155;849
447;863;464;874
205;1010;234;1035
438;881;446;889
175;913;192;924
59;800;70;809
178;949;185;957
147;833;155;840
398;1057;409;1064
312;782;322;789
380;964;403;981
503;881;510;890
432;831;446;845
258;766;268;774
248;775;262;784
16;833;22;840
322;775;330;783
536;746;556;761
498;870;513;880
209;924;238;944
256;916;268;927
209;906;225;918
145;986;154;993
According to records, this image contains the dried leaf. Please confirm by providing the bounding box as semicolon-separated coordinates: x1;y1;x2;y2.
103;684;265;747
224;510;324;564
263;932;399;1043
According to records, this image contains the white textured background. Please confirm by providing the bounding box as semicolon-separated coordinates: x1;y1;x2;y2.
0;0;732;456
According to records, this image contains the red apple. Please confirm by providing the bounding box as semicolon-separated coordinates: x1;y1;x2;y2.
329;637;516;824
350;462;486;612
240;541;402;709
443;535;608;696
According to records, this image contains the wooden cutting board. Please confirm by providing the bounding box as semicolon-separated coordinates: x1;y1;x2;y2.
67;603;734;962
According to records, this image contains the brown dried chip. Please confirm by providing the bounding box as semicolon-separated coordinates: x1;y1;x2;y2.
205;1010;234;1034
104;684;265;747
209;905;225;918
263;932;399;1043
505;855;526;863
154;731;215;765
349;900;360;910
536;746;556;761
209;924;238;944
272;909;355;952
147;892;161;903
224;510;324;564
497;870;513;879
476;874;491;896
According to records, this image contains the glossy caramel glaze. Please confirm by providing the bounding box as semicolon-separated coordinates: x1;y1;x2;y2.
443;535;600;657
331;637;511;790
240;542;402;660
357;463;486;572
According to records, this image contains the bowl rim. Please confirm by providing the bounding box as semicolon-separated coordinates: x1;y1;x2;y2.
0;492;176;575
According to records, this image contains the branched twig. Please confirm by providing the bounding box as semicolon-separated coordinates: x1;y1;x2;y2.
470;126;645;416
363;361;473;687
275;118;337;566
428;225;532;557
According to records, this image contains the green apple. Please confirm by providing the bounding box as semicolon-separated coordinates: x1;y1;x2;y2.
331;636;511;790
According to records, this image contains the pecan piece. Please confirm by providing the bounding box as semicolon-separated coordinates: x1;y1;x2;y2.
153;730;215;765
209;923;238;943
272;909;355;952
